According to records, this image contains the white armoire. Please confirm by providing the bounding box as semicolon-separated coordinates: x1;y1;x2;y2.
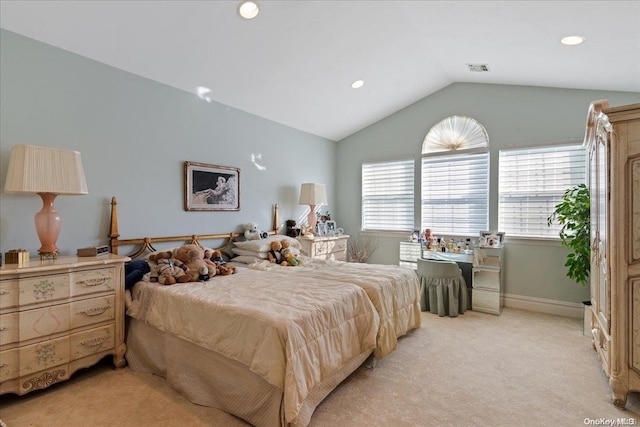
585;100;640;408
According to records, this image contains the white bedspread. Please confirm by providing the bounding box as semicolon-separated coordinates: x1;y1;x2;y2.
249;257;421;359
127;268;379;424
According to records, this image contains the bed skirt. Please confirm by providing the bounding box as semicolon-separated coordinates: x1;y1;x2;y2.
125;318;372;427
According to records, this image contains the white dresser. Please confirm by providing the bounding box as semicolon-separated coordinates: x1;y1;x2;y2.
298;235;349;261
0;254;129;395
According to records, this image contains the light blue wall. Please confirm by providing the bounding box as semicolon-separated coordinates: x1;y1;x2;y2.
0;30;336;255
335;83;640;304
3;29;640;305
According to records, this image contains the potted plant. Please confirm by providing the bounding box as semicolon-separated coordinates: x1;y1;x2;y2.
547;183;590;286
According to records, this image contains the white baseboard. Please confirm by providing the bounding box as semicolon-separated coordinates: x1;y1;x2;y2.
502;293;584;319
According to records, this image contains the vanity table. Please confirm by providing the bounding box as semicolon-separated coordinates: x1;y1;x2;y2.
399;241;504;314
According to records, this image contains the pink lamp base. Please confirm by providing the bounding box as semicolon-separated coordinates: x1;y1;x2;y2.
35;193;62;257
307;204;317;235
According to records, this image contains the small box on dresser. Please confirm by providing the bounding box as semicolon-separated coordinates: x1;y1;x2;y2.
298;235;349;261
0;254;129;396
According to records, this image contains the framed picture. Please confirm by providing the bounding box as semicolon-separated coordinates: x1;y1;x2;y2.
325;220;337;235
185;161;240;211
480;230;505;247
316;222;327;237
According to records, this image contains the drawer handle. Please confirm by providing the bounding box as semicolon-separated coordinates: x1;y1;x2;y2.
0;363;8;368
80;335;110;348
76;278;110;288
78;305;111;317
0;290;8;295
0;327;8;332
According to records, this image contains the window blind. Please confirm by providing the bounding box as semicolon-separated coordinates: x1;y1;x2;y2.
421;152;489;234
362;159;414;231
498;144;587;237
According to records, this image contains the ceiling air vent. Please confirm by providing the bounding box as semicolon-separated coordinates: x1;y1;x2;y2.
467;64;490;72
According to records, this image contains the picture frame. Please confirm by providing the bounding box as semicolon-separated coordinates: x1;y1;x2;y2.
479;230;505;247
316;222;327;237
325;220;337;236
185;161;240;211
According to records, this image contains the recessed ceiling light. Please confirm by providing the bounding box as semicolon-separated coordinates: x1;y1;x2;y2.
560;35;585;46
351;79;365;89
238;1;259;20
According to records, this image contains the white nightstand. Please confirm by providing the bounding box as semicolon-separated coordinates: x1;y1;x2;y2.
0;254;129;396
298;235;349;261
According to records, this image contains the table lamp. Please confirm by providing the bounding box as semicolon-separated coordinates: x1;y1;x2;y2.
4;145;88;258
298;183;327;235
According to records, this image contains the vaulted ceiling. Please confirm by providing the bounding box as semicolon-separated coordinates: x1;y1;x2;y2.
1;1;638;141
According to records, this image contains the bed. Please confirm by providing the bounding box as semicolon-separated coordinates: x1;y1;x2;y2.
108;198;419;426
110;199;380;426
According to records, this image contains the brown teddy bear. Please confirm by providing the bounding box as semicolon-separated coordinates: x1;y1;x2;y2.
173;244;216;281
280;240;299;266
148;251;191;285
267;240;285;264
206;249;238;276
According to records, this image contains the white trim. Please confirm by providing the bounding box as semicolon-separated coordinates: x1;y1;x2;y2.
502;293;584;319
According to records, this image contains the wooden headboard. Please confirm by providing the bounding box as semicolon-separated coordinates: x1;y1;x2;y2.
108;196;279;259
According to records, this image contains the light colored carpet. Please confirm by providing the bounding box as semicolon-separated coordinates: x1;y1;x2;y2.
1;308;638;427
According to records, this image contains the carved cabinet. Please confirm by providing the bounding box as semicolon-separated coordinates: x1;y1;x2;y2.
0;255;129;395
586;100;640;407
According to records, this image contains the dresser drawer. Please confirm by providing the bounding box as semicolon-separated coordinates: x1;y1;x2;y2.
71;268;115;297
0;280;19;310
472;268;501;291
472;289;501;314
17;274;70;306
22;304;70;342
70;296;115;329
19;335;70;377
328;239;347;254
70;325;115;361
0;347;19;381
0;313;19;346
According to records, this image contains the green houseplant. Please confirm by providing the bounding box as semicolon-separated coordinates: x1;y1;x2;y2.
547;183;591;286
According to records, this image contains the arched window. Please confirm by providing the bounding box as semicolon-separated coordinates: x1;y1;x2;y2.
422;115;488;153
421;116;490;234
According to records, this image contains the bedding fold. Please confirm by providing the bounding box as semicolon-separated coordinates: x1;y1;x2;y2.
249;257;421;359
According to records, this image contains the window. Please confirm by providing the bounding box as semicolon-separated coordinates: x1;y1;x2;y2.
498;143;587;237
362;158;414;231
421;115;490;234
421;152;489;234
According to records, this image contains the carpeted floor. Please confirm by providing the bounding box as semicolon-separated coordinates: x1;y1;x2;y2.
1;308;638;427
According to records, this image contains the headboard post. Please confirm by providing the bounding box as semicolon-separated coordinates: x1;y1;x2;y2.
273;203;279;233
110;196;120;255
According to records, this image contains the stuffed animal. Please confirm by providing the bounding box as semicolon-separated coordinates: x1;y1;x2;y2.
148;251;190;285
244;222;268;240
267;240;285;264
206;249;238;276
280;240;299;266
173;244;216;281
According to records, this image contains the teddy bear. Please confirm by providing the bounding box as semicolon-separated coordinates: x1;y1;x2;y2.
148;251;191;285
206;249;238;276
280;239;300;266
244;222;268;240
173;244;216;281
267;240;286;265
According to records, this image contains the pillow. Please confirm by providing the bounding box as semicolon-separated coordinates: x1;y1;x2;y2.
232;255;265;264
234;235;301;253
232;247;268;258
